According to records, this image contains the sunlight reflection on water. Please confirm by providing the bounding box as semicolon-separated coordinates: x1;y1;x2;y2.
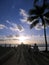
31;47;49;51
38;47;49;51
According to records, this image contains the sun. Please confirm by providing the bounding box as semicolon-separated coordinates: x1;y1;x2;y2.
19;36;26;43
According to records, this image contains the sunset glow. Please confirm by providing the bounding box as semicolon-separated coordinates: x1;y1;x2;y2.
19;36;27;43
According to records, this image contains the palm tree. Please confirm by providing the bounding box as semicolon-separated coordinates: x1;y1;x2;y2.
27;0;49;52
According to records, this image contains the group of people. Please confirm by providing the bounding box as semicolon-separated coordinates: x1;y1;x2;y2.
21;42;39;52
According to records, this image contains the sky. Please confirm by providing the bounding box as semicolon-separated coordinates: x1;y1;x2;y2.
0;0;49;45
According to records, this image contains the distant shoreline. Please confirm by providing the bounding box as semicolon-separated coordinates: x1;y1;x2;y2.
0;43;49;47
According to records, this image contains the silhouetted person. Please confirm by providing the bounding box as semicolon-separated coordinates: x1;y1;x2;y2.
33;43;39;53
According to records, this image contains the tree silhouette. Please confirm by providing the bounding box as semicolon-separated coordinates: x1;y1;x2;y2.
27;0;49;52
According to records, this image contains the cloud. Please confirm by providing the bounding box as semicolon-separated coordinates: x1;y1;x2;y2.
20;9;32;24
31;34;49;44
0;35;31;43
6;20;11;25
0;34;49;44
9;24;24;32
10;25;24;32
16;24;24;32
0;35;19;40
34;23;44;30
0;35;19;44
34;22;48;30
0;35;6;39
6;20;24;32
20;9;28;17
0;24;7;29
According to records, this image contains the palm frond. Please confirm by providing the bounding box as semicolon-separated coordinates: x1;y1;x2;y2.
34;0;39;4
45;19;49;25
44;12;49;18
46;4;49;9
30;20;39;29
43;0;46;6
29;9;37;15
27;16;38;22
35;5;46;14
43;0;49;9
41;5;46;14
35;0;48;14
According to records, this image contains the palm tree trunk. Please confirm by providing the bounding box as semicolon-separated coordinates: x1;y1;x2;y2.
44;22;47;52
41;17;47;52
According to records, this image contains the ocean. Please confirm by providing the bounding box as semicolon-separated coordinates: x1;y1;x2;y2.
38;47;49;51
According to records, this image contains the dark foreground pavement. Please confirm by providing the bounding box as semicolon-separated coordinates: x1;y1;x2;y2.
0;44;49;65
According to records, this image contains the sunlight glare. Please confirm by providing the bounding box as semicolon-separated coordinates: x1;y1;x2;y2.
19;36;26;43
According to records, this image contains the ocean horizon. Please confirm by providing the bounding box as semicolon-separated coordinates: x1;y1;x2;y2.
0;43;49;51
